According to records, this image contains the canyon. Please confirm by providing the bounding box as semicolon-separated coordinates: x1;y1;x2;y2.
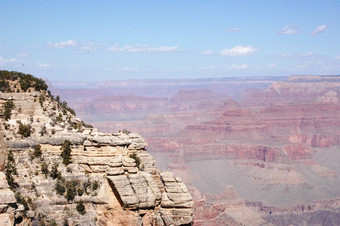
0;71;193;225
52;75;340;225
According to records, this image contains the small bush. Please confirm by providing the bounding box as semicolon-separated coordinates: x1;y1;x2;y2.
39;94;45;107
50;163;60;179
41;162;49;178
61;140;72;165
3;100;15;120
92;180;100;191
65;180;78;201
34;144;42;158
129;153;141;168
77;188;84;196
5;151;18;190
66;186;76;202
122;129;130;135
76;200;86;215
55;179;65;195
18;123;32;137
15;192;29;210
40;126;47;136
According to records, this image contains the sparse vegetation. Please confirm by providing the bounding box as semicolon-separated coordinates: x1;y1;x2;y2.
77;188;84;196
34;144;42;158
18;123;32;137
3;100;15;120
55;179;66;195
50;163;61;179
61;140;72;165
40;125;47;136
15;192;29;210
0;70;48;92
39;94;45;107
76;200;86;215
122;129;131;135
92;180;100;191
129;153;141;168
5;150;18;190
41;162;49;178
65;180;78;201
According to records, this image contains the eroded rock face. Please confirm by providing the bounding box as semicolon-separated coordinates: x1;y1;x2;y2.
0;78;193;225
0;134;7;170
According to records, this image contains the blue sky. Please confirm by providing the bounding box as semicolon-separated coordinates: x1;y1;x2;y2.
0;0;339;81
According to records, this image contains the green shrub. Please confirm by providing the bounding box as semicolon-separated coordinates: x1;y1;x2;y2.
61;140;72;165
15;192;29;210
122;129;130;135
50;163;61;179
55;179;65;195
41;162;49;178
76;200;86;215
34;144;42;158
77;188;84;196
5;151;18;190
0;80;10;92
39;94;45;107
129;153;141;168
18;123;32;137
92;180;100;191
3;100;15;120
66;186;76;201
65;179;79;201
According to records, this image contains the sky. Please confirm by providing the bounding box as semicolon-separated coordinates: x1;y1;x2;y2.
0;0;339;81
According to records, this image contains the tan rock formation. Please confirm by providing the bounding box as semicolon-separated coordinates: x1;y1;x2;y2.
0;72;193;225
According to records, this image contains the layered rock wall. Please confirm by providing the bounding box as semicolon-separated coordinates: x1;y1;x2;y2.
0;75;193;225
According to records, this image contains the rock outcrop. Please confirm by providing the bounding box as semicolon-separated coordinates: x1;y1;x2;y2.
0;71;193;225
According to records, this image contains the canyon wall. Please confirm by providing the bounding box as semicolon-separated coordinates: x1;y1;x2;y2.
52;75;340;225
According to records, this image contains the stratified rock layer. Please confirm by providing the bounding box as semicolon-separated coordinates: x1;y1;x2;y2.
0;76;193;225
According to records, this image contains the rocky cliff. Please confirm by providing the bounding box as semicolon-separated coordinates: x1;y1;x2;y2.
0;71;193;225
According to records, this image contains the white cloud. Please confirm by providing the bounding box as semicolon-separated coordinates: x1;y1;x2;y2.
334;56;340;60
37;63;51;68
80;43;98;51
49;40;77;48
279;25;299;35
202;50;213;55
109;45;178;53
312;25;327;36
228;64;249;70
0;56;17;66
220;46;258;56
226;27;240;32
281;52;320;59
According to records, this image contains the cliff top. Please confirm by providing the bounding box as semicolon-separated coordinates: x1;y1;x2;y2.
0;70;193;225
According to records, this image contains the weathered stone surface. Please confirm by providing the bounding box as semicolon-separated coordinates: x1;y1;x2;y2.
0;173;16;204
89;133;131;146
107;167;124;176
36;133;86;145
142;172;161;202
6;140;31;149
107;175;139;208
160;171;194;211
0;213;14;226
122;156;136;167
